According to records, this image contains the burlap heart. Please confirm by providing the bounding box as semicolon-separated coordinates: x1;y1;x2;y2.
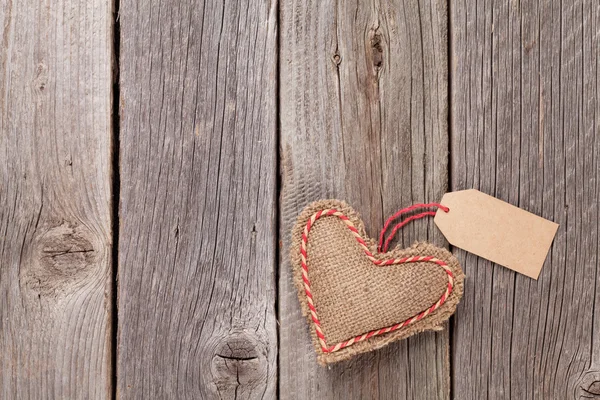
291;200;465;365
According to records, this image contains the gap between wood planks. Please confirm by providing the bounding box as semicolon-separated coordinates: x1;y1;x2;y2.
110;0;121;398
275;0;282;398
447;0;455;398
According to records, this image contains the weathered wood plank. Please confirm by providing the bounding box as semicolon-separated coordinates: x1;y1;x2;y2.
0;0;114;398
279;0;450;398
117;0;278;398
451;0;600;398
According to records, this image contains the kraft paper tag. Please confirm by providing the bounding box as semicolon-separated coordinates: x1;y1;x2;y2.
434;189;559;279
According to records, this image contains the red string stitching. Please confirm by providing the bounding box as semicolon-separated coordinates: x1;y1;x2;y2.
301;208;455;353
378;203;449;252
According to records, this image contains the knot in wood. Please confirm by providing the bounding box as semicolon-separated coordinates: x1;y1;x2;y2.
210;332;268;398
369;31;384;70
332;52;342;66
576;370;600;399
22;220;101;298
32;62;49;94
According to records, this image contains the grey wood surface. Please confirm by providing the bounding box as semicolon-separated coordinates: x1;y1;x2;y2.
0;0;114;398
279;0;450;398
451;0;600;398
2;0;599;397
117;0;278;398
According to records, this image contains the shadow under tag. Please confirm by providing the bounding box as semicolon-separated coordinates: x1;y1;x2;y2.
434;189;559;279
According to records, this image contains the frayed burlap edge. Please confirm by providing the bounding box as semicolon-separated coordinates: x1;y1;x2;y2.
291;199;465;365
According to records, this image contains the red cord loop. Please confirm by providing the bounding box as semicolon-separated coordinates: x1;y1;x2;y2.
378;203;449;253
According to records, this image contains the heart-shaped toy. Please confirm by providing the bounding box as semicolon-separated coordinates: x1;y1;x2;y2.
291;200;465;365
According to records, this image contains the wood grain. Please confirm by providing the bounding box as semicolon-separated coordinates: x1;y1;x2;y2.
279;0;450;398
117;0;278;398
451;0;600;398
0;0;114;398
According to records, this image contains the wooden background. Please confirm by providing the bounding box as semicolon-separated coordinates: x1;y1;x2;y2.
1;0;599;399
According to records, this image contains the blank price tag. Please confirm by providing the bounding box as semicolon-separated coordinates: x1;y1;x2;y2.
434;189;559;279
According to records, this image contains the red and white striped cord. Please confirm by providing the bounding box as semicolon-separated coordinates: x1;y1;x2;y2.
300;207;454;354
